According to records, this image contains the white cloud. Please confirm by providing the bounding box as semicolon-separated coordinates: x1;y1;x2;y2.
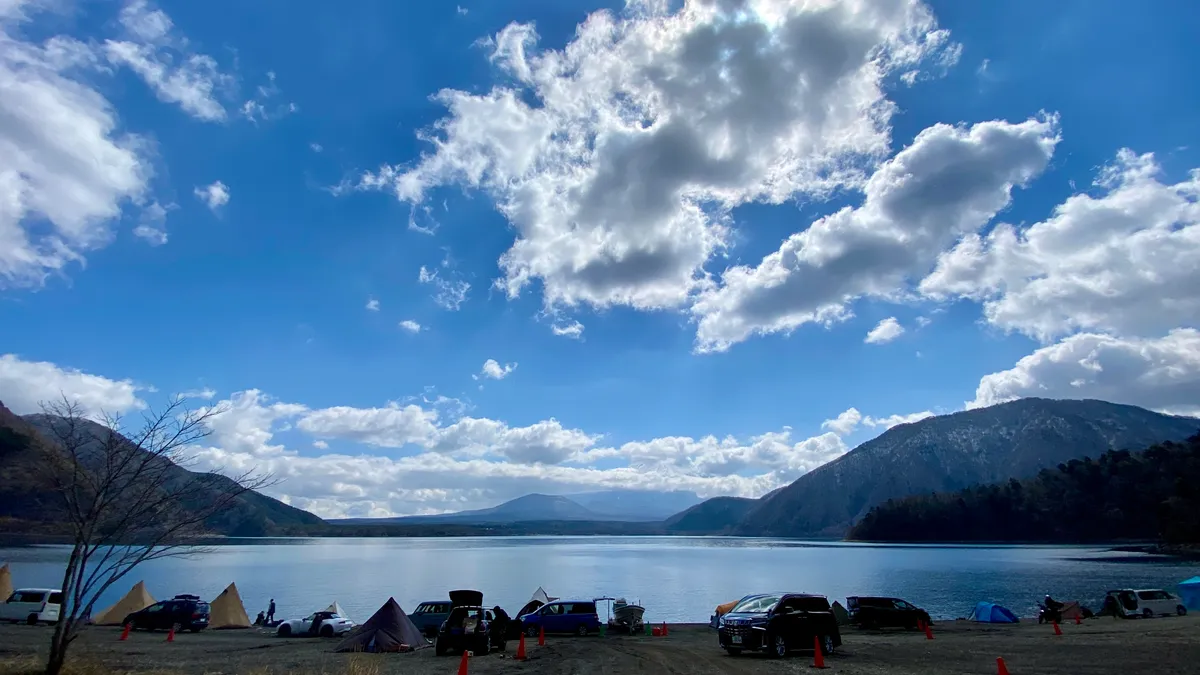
312;440;329;450
365;298;380;311
862;410;933;429
922;150;1200;342
692;116;1059;352
0;7;149;288
360;0;960;314
310;143;323;153
240;71;295;123
179;387;217;400
103;0;233;122
475;359;517;381
821;408;862;436
132;201;173;246
864;317;905;344
0;354;145;418
418;265;470;310
194;181;230;210
820;407;933;436
551;321;584;339
297;402;440;449
456;5;468;15
971;330;1200;416
399;320;422;334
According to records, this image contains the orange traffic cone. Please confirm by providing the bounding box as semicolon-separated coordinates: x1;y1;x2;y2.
924;623;934;640
515;633;526;660
1074;614;1082;626
119;624;131;641
538;625;545;646
1052;621;1062;636
997;657;1010;675
457;650;469;675
810;635;828;669
662;621;668;637
165;626;175;643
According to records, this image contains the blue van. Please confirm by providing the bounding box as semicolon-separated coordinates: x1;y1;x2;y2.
518;600;601;636
410;600;453;637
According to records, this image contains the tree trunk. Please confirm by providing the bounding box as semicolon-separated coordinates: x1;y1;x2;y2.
46;544;82;675
45;620;72;675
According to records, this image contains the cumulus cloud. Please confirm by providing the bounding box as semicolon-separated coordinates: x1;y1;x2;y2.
418;265;470;310
0;6;148;288
865;317;905;344
971;330;1200;416
692;116;1059;351
821;407;933;436
239;71;296;123
399;320;422;333
822;408;863;436
365;298;380;311
360;0;960;314
194;181;230;210
132;201;174;246
103;0;234;122
0;354;145;418
922;150;1200;341
551;321;585;339
476;359;517;380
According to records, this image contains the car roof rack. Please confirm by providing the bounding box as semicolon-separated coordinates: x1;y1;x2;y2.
172;594;201;600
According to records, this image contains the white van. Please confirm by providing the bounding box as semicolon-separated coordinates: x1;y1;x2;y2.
1;588;63;625
1104;589;1187;618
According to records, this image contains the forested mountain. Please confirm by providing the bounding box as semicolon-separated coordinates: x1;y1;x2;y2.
0;402;324;537
732;398;1200;537
848;434;1200;543
663;496;756;534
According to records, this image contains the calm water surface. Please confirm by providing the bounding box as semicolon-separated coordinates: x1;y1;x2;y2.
3;537;1196;623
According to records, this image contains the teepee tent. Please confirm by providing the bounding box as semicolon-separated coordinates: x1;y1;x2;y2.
209;583;251;629
325;601;348;617
831;600;851;626
335;598;427;653
93;581;156;625
0;564;12;603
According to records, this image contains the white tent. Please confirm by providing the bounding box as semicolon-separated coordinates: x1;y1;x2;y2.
325;601;347;618
531;587;556;605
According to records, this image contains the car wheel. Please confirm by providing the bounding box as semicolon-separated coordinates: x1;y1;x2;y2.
576;624;589;637
320;625;334;638
724;648;742;656
434;639;446;656
771;634;787;659
26;615;38;626
821;634;835;655
278;624;292;637
1143;609;1154;619
526;625;539;638
1177;605;1187;616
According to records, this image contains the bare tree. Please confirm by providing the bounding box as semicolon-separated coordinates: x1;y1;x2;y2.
32;397;270;675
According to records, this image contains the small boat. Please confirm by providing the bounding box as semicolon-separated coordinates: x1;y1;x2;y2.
611;598;645;634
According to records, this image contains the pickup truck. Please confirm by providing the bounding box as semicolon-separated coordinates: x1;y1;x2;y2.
716;593;841;658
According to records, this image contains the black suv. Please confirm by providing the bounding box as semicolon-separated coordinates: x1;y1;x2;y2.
847;596;931;630
435;590;506;656
717;593;841;658
123;594;210;632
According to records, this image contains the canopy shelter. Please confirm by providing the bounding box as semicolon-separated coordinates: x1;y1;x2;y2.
209;583;251;629
335;597;427;653
516;586;557;618
967;601;1019;623
0;564;11;603
1180;577;1200;611
325;601;347;617
831;600;851;625
93;581;155;625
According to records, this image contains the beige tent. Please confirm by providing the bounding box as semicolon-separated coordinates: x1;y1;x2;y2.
1060;601;1084;620
93;581;156;625
715;599;739;617
209;583;251;629
325;601;347;617
0;564;12;602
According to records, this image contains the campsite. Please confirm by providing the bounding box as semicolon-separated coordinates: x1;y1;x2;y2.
2;614;1200;674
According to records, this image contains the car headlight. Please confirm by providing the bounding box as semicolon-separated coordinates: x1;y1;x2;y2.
717;616;725;627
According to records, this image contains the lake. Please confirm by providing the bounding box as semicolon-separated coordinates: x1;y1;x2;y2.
2;537;1197;623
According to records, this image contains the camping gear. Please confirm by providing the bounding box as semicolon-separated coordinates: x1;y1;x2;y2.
0;564;12;603
830;600;850;626
209;583;251;629
1180;577;1200;611
93;581;156;625
325;601;348;618
967;602;1019;623
515;586;555;618
611;598;645;634
335;597;427;653
710;598;741;628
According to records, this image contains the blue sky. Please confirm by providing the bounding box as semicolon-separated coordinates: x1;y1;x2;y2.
2;0;1198;517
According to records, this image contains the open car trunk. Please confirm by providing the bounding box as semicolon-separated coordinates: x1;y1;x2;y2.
450;590;483;608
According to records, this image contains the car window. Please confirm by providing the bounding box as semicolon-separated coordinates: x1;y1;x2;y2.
47;592;63;605
895;600;911;610
1137;591;1154;600
790;597;831;612
542;604;563;615
13;591;46;603
416;604;429;613
569;603;596;615
145;602;165;613
732;595;782;613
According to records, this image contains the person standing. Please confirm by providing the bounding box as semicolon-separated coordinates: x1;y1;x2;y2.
267;599;276;623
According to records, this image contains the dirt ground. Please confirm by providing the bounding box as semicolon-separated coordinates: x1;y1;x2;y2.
2;616;1198;675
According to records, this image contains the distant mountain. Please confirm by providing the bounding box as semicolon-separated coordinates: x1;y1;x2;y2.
735;398;1200;538
333;493;615;525
0;402;323;537
566;489;702;521
848;434;1200;544
664;497;756;534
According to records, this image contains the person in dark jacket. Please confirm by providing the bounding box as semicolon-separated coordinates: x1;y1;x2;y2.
491;605;510;640
267;599;276;623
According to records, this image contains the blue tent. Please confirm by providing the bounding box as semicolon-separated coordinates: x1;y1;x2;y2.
967;601;1019;623
1180;577;1200;611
